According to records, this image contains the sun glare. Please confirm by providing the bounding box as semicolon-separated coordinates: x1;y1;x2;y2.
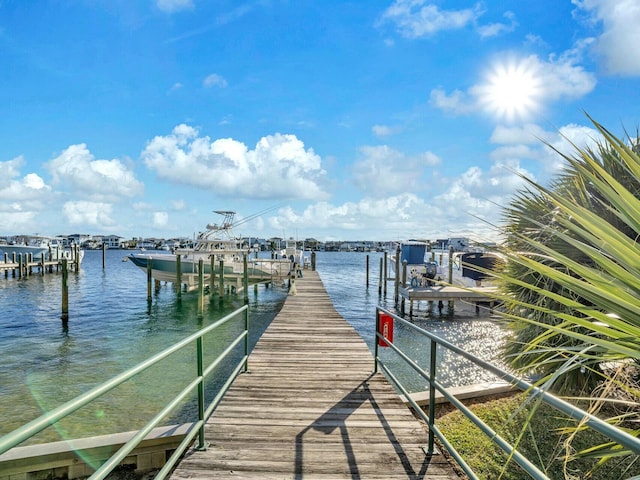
477;58;542;122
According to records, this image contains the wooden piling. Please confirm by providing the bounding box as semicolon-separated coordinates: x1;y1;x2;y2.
61;258;69;323
218;260;225;297
365;254;369;288
448;246;455;313
401;260;407;314
197;259;204;316
176;254;182;299
311;251;316;271
393;246;400;306
102;243;106;269
378;257;383;295
147;259;153;302
243;254;249;305
383;250;388;297
210;255;216;295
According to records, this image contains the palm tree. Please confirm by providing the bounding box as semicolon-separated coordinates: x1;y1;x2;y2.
496;116;640;464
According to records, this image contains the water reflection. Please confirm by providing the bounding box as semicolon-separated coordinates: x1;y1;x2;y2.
316;251;510;392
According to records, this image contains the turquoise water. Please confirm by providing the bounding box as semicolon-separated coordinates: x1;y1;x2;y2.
0;249;508;444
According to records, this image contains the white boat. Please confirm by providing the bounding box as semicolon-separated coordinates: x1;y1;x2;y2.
128;211;291;289
279;238;310;268
0;237;51;258
0;237;85;264
390;241;503;288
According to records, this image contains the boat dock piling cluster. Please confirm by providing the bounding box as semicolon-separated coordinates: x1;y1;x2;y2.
0;246;82;279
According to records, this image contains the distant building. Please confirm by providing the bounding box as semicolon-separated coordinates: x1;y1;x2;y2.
64;234;91;246
103;235;124;249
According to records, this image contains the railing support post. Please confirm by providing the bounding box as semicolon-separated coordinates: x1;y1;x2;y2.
196;336;207;451
428;338;437;454
198;259;204;316
244;254;249;372
373;310;380;374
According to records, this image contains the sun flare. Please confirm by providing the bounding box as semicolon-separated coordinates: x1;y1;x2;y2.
477;58;542;122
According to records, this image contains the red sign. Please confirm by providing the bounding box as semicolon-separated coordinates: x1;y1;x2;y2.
378;313;394;347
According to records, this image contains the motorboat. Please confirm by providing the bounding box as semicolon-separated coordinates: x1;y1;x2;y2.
279;238;310;268
0;237;53;258
390;240;503;288
128;211;291;289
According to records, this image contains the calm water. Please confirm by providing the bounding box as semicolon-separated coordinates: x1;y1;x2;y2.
0;249;508;444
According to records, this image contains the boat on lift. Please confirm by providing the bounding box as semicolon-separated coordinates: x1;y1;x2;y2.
128;210;290;289
390;240;503;288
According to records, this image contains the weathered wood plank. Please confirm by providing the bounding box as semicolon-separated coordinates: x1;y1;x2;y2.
169;270;459;479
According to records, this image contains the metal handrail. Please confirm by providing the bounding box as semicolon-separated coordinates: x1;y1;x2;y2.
0;304;250;480
374;305;640;480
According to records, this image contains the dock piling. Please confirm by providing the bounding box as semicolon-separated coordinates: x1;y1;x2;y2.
176;255;182;299
197;259;204;316
61;258;69;323
366;254;369;288
147;259;153;302
218;260;225;299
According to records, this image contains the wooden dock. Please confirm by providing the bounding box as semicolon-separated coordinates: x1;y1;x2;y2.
397;284;498;315
170;270;459;479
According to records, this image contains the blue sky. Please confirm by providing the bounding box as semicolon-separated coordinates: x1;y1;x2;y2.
1;0;639;242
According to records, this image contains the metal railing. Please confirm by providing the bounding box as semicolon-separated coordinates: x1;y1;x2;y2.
0;304;250;480
373;305;640;480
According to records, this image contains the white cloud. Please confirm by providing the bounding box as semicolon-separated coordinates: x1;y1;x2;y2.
142;125;328;200
429;88;476;115
432;53;596;118
266;191;502;242
536;55;596;101
477;11;518;39
0;157;51;201
203;73;228;88
0;210;39;232
489;124;554;145
46;144;143;201
372;124;403;137
542;123;602;173
574;0;640;76
267;194;430;236
156;0;193;14
488;122;602;180
352;145;440;194
153;211;169;227
171;200;186;210
379;1;483;38
62;201;115;227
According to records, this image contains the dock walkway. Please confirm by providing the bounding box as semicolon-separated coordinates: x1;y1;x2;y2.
170;270;458;479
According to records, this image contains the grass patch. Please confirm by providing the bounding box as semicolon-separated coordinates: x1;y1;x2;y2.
433;393;640;479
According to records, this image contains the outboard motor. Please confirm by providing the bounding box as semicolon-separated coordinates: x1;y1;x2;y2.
425;262;438;286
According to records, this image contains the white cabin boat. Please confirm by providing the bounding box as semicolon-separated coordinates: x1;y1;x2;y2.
128;211;290;289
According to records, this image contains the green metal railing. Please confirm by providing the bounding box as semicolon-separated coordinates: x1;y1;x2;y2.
374;306;640;480
0;304;250;480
